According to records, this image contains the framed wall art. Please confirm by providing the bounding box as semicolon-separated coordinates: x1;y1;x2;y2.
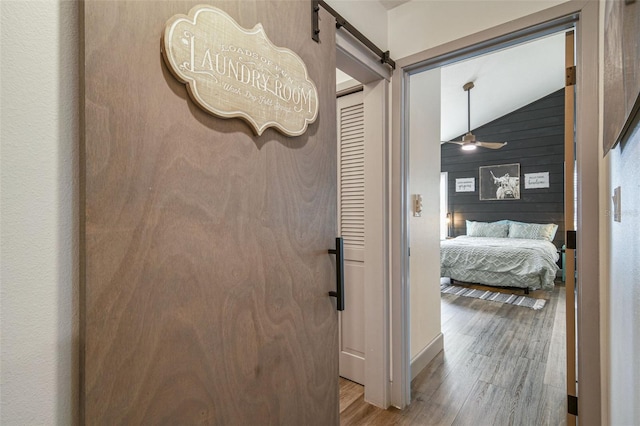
455;177;475;192
479;163;520;200
524;172;549;189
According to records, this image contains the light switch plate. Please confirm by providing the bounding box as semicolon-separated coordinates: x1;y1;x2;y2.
612;186;621;222
414;194;422;217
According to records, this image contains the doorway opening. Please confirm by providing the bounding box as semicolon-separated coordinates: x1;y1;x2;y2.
336;70;366;398
390;4;600;421
410;28;575;423
335;29;392;415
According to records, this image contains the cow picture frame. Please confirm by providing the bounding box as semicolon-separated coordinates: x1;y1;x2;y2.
479;163;520;200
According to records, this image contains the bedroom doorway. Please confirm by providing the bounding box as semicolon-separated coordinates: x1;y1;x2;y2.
409;31;571;421
443;31;569;419
393;7;598;419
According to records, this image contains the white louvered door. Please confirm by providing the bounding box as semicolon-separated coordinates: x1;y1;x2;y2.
337;90;365;384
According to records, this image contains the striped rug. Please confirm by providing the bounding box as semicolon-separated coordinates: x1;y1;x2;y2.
440;283;547;310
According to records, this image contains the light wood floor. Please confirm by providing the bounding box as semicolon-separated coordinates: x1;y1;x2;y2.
340;282;567;425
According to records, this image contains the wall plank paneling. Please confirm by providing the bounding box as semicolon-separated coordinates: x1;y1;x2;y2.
442;89;565;248
81;1;338;424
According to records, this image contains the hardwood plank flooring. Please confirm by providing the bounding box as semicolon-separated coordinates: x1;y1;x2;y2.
340;378;365;413
340;282;566;426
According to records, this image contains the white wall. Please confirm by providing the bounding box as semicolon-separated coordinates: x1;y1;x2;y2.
388;0;568;59
408;68;441;360
607;124;640;424
0;1;78;424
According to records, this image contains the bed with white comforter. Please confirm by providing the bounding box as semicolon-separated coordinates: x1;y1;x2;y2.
440;236;559;291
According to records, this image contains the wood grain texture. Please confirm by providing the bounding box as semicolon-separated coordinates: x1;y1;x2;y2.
340;283;566;426
603;0;626;153
81;1;337;424
603;0;640;153
339;378;364;414
442;90;566;248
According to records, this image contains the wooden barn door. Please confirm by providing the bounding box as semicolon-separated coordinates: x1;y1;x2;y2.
80;1;338;424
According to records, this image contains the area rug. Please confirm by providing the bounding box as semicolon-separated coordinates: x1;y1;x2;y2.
440;282;547;310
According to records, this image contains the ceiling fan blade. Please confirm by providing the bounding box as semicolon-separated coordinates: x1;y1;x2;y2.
441;140;466;146
476;141;508;149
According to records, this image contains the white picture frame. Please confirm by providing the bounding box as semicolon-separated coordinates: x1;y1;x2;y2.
455;178;475;192
524;172;550;189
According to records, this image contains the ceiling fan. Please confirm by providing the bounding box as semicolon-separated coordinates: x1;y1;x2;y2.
443;82;507;151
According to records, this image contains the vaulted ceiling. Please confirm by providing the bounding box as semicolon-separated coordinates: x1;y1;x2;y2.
440;31;566;141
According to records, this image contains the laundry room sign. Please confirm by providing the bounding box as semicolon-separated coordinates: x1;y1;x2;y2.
162;5;319;136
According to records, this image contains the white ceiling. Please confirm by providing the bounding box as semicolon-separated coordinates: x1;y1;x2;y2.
440;31;566;141
336;68;354;86
378;0;411;10
336;16;567;142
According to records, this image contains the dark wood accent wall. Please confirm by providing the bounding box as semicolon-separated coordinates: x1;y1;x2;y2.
442;89;565;248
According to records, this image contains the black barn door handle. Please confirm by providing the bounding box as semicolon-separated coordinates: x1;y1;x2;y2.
328;237;345;311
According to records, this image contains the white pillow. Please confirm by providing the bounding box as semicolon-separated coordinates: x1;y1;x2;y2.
466;220;509;238
508;222;558;241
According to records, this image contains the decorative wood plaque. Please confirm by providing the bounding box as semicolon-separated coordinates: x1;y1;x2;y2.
162;5;319;136
603;0;640;154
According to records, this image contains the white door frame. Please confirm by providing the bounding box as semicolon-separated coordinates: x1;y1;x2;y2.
440;172;449;241
336;30;392;408
390;1;601;419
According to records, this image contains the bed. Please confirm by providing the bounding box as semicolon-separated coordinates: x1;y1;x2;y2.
440;220;560;291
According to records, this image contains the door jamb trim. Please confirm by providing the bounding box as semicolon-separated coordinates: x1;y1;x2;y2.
337;33;391;409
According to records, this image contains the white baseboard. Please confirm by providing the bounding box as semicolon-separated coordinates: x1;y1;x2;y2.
410;332;444;380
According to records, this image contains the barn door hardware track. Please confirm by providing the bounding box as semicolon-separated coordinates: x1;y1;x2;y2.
312;0;396;70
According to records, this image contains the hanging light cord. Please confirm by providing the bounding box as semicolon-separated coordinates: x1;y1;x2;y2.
467;88;471;133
